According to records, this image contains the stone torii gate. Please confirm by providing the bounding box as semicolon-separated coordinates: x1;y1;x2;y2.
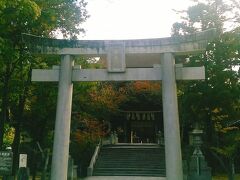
23;29;216;180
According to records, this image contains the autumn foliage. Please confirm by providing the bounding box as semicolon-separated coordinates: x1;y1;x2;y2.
71;113;106;144
70;113;106;176
130;81;161;92
89;83;127;112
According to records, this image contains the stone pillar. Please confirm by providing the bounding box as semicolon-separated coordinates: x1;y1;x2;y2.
161;53;183;180
51;55;74;180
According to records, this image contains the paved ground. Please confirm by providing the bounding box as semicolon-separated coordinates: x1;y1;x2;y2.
81;176;166;180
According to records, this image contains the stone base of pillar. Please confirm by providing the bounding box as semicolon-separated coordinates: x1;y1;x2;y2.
188;150;212;180
68;156;78;180
17;167;30;180
183;160;188;180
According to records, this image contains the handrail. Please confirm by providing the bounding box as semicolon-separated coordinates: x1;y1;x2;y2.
87;141;101;176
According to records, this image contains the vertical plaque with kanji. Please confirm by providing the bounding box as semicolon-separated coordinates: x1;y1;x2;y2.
106;41;126;72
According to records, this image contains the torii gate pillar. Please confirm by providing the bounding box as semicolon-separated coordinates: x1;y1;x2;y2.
161;53;183;180
51;55;74;180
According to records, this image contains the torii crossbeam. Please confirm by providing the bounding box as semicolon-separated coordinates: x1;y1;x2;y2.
23;29;216;180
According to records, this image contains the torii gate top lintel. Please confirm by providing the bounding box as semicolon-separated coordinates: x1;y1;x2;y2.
22;28;216;56
29;29;217;82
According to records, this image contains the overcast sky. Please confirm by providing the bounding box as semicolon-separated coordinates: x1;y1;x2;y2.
81;0;193;40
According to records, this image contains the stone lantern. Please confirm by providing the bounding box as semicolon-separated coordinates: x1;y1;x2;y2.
192;128;203;156
188;124;212;180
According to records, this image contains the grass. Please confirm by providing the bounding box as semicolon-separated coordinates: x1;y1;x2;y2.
213;174;240;180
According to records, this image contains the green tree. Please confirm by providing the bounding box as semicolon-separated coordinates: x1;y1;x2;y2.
0;0;89;176
172;0;240;179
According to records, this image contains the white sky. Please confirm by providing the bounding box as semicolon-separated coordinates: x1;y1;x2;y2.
81;0;193;40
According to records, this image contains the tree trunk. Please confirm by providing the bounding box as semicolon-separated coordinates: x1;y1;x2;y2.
12;55;31;175
12;96;24;175
0;64;11;149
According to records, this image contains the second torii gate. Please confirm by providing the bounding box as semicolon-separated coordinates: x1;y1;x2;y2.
23;29;216;180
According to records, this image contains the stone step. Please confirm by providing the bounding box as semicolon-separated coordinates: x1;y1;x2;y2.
102;147;164;149
99;156;163;158
95;163;165;167
100;152;164;155
93;171;166;175
96;157;165;160
95;164;165;167
95;161;165;165
92;144;166;177
96;158;165;162
93;170;166;177
93;173;165;177
100;151;164;153
95;161;164;164
93;169;166;175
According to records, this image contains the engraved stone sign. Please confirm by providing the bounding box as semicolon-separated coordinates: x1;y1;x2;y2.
0;151;13;175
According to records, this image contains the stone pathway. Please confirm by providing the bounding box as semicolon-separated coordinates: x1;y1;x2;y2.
81;176;166;180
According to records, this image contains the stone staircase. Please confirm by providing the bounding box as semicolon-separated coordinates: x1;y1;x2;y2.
92;144;166;177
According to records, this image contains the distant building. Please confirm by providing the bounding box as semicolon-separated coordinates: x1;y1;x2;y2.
111;110;163;143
